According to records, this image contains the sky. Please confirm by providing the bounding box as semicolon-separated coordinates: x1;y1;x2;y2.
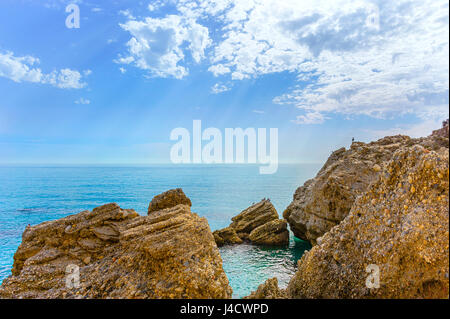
0;0;448;165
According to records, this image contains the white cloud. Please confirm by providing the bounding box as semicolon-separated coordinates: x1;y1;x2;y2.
118;14;211;79
292;112;328;125
119;67;126;74
91;7;102;12
252;110;265;114
367;118;446;139
119;9;135;20
0;51;88;89
75;97;90;104
208;64;231;77
148;1;165;12
171;0;448;123
211;82;231;94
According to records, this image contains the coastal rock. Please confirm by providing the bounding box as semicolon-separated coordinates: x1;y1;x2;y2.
287;145;449;298
213;227;243;247
213;199;289;246
230;199;280;239
244;277;287;299
248;219;289;246
284;124;449;245
0;201;232;299
148;188;192;214
432;119;449;138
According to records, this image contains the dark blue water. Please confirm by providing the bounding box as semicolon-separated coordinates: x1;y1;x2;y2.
0;164;318;298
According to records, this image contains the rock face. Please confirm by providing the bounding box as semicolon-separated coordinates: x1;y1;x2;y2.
249;220;289;245
213;227;243;247
0;199;232;299
284;126;450;245
287;145;449;298
432;119;449;138
148;188;192;214
244;277;287;299
213;200;289;247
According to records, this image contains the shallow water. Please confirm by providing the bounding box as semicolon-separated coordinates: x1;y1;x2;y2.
0;164;319;298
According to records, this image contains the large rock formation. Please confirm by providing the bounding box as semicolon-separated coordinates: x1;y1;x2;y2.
213;200;289;247
0;199;232;298
287;145;449;298
148;188;192;214
284;120;450;245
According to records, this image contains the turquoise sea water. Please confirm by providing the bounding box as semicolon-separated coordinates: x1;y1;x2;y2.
0;164;319;298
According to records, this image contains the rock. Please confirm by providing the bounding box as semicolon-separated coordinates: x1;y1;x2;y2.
432;119;449;138
287;145;449;298
0;200;232;299
284;128;449;245
244;277;287;299
248;220;289;246
230;199;279;239
213;199;289;246
213;227;243;247
148;188;192;214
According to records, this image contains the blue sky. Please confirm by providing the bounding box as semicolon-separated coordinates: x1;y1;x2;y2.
0;0;448;164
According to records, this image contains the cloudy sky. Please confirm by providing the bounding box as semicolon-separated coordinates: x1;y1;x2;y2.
0;0;448;164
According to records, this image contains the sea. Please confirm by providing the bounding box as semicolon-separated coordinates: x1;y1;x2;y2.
0;164;320;298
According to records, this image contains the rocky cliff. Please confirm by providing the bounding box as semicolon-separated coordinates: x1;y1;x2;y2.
0;192;232;299
213;199;289;246
287;144;449;298
284;121;449;245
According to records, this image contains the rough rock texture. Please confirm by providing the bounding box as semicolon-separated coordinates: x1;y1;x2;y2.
213;200;289;246
249;220;289;245
0;202;232;299
284;123;450;245
148;188;192;214
287;145;449;298
230;200;279;239
244;277;287;299
432;119;449;138
213;227;243;247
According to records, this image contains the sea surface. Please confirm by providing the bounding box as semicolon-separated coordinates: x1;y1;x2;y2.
0;164;320;298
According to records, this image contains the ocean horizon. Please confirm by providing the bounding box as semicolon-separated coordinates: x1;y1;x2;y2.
0;163;319;298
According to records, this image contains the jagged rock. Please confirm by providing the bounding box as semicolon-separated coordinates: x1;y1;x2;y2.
284;128;449;245
0;202;232;299
432;119;449;138
213;227;243;247
213;199;289;246
244;277;287;299
147;188;192;214
248;219;289;246
230;199;280;239
287;145;449;298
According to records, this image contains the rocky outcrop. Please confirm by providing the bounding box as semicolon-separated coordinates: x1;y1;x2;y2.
287;145;449;298
0;199;232;299
244;277;287;299
213;227;243;247
248;220;289;245
284;123;450;245
432;119;449;138
213;200;289;247
148;188;192;214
